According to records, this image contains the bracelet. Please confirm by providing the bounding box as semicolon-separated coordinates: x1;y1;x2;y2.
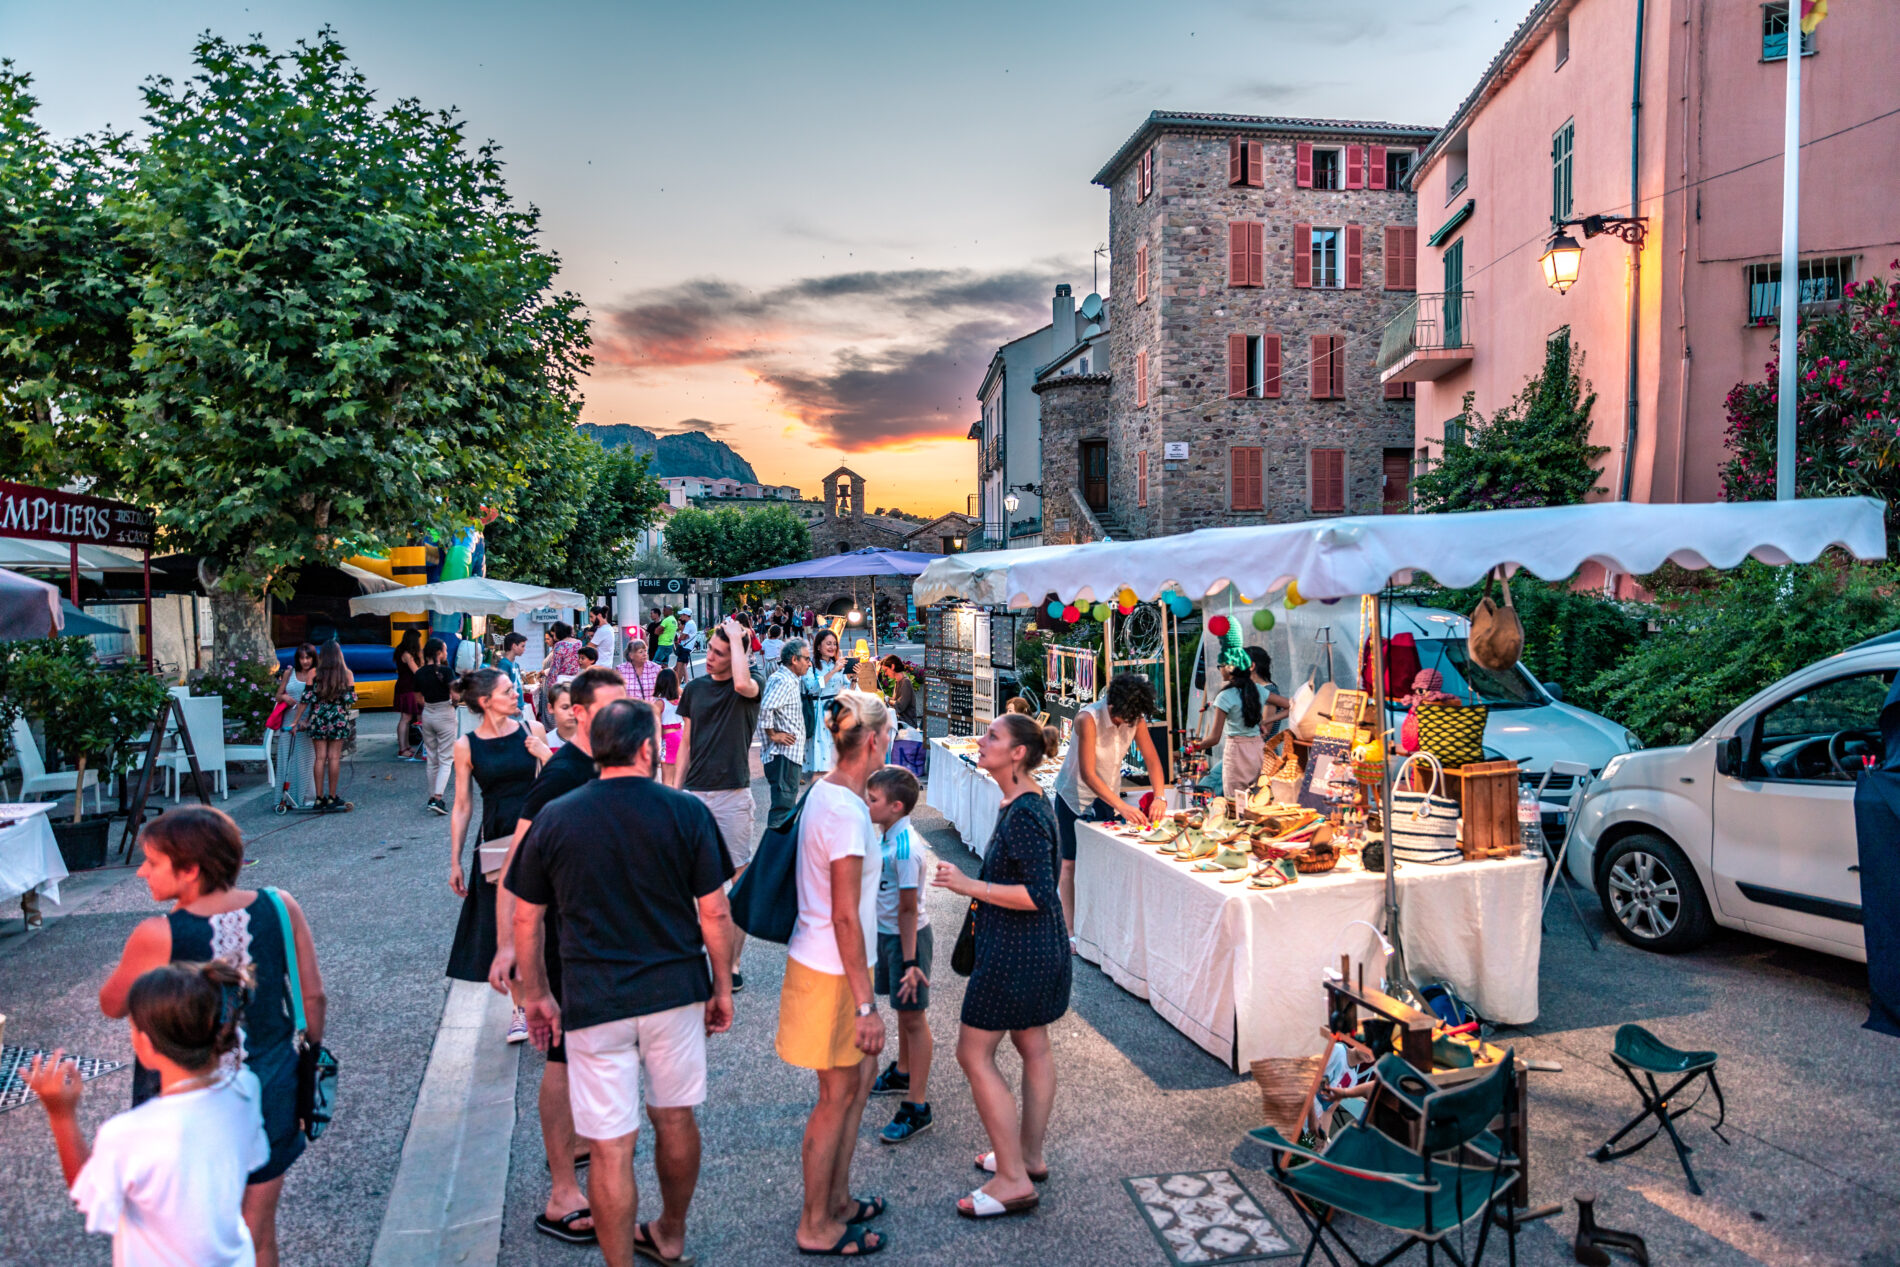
902;959;919;971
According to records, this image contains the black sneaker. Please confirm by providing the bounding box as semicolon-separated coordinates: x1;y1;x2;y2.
427;797;448;816
870;1062;910;1096
730;972;744;994
880;1102;932;1144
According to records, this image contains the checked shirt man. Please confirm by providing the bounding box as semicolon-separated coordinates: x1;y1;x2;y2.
759;639;811;831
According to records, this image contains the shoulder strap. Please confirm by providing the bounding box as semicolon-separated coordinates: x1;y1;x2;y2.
262;888;307;1035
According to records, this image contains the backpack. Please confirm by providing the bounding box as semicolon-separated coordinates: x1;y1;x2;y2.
727;788;811;943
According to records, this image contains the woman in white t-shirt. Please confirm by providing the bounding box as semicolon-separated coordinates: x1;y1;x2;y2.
30;960;270;1267
778;690;891;1258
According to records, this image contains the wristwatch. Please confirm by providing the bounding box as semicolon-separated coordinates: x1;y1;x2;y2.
901;959;919;972
855;1002;877;1018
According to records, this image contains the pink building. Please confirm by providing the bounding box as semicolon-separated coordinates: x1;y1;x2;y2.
1388;0;1900;522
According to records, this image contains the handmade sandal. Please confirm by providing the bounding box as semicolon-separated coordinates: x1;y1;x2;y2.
975;1151;1049;1182
535;1209;597;1245
797;1224;884;1256
633;1221;695;1266
958;1188;1041;1219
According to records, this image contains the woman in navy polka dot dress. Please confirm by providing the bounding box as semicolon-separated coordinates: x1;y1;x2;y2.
933;713;1070;1220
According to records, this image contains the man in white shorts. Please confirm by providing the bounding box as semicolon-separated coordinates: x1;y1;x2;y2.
511;699;736;1267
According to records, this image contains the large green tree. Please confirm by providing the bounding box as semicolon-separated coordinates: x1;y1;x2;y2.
1412;329;1605;513
665;504;811;584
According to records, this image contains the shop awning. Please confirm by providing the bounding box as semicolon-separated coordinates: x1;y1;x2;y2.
912;497;1887;608
0;538;148;573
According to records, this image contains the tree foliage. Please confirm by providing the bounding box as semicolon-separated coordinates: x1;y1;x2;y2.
1405;577;1646;714
1411;329;1606;512
664;504;812;584
557;441;666;600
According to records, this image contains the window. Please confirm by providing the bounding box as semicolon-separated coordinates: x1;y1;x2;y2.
1230;446;1264;511
1443;238;1465;346
1385;149;1415;190
1079;356;1089;373
1746;257;1854;324
1137;147;1156;201
1311;147;1343;190
1384;225;1418;291
1552;120;1574;225
1416;446;1432;476
1137;449;1149;507
1311;228;1342;288
1554;16;1570;66
1745;671;1892;781
1762;3;1816;59
1384;378;1417;400
1228;137;1265;187
1443;416;1468;448
1445;134;1469;200
1383;448;1413;513
1135;349;1149;407
1226;333;1282;398
1311;448;1346;514
1135;243;1150;304
1309;334;1346;400
1228;220;1265;287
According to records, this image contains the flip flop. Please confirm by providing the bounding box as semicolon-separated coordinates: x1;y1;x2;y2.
534;1209;596;1245
958;1188;1041;1219
975;1151;1049;1183
843;1195;885;1223
797;1223;884;1256
633;1220;696;1266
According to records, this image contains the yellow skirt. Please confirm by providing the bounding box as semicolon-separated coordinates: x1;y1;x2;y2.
775;957;865;1070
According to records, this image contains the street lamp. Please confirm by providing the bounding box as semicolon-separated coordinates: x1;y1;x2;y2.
1004;492;1020;513
1540;214;1650;295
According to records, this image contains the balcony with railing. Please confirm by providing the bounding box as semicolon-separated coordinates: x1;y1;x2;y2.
1377;291;1475;384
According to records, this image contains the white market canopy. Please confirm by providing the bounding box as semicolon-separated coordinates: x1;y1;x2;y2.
914;498;1888;607
348;577;586;620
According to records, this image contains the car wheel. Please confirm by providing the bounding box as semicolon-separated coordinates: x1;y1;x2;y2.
1594;832;1714;953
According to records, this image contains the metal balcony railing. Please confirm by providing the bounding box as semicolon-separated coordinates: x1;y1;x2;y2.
1377;291;1475;377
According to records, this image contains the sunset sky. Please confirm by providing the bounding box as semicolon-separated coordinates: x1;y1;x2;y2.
6;0;1525;516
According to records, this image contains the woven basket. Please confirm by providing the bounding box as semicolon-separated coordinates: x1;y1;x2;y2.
1250;1055;1328;1138
1294;843;1340;874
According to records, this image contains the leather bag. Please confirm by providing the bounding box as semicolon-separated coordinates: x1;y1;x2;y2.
263;888;338;1142
951;900;978;976
1468;571;1524;673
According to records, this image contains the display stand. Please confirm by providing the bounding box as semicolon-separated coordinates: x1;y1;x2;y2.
117;696;211;859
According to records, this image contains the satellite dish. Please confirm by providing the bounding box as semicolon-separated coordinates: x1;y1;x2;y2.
1079;293;1104;321
1082;323;1102;337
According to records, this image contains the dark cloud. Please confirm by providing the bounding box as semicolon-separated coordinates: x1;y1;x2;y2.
648;417;734;437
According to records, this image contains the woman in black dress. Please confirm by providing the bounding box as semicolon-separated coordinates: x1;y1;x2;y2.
932;712;1069;1220
445;667;549;1041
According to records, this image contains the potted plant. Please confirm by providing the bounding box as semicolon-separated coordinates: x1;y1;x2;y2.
189;655;280;744
10;647;170;870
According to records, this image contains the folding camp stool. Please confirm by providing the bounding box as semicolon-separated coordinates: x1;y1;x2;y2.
1591;1023;1728;1195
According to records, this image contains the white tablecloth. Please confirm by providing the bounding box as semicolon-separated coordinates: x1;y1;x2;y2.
924;739;1007;858
1072;821;1542;1069
0;805;65;906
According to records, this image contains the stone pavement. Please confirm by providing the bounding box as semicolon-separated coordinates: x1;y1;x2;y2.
4;716;1899;1266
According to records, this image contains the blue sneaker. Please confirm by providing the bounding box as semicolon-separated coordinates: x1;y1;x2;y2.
870;1063;910;1097
879;1102;932;1144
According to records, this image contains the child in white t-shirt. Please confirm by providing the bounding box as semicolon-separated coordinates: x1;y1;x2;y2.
865;764;933;1143
30;960;270;1267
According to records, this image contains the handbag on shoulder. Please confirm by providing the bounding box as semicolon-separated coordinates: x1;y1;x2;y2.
262;888;338;1141
727;788;812;943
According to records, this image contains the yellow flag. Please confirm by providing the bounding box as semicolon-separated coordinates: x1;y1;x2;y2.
1799;0;1827;35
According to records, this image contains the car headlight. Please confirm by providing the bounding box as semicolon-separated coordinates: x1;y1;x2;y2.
1598;754;1630;783
1622;729;1644;751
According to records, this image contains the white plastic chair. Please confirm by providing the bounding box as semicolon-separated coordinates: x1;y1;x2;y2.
223;728;275;790
162;695;228;800
10;717;102;810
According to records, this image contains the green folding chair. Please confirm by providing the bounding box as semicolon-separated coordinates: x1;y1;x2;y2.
1591;1023;1727;1196
1249;1050;1520;1267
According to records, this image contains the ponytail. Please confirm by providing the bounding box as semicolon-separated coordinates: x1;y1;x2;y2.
127;960;252;1073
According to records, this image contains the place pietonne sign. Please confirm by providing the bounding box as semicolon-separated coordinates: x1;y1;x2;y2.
0;480;154;550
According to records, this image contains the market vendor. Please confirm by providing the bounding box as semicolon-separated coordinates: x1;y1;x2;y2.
1051;673;1168;937
1189;645;1289;801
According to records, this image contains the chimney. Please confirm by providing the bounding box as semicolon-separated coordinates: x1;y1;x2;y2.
1052;283;1076;351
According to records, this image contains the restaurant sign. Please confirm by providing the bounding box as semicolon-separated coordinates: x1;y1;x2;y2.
0;480;154;549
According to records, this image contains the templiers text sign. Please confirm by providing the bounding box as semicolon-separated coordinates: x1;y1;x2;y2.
0;481;154;549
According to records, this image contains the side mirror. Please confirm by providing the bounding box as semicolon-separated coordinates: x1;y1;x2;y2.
1541;680;1565;703
1714;735;1743;777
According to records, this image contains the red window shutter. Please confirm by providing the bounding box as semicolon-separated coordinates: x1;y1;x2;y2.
1404;227;1418;290
1147;148;1155;198
1246;221;1265;287
1345;224;1364;289
1263;334;1282;398
1135;350;1148;407
1135;244;1149;304
1229;221;1248;287
1247;141;1264;187
1310;335;1328;398
1232;447;1263;510
1385;376;1406;400
1293;222;1312;288
1296;142;1314;187
1346;144;1365;189
1330;335;1347;399
1313;448;1345;513
1227;333;1249;398
1229;136;1244;186
1385;227;1416;291
1138;450;1149;507
1370;144;1387;190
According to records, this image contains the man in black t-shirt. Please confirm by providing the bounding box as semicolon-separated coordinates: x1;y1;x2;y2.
492;666;626;1247
673;619;761;987
512;700;735;1267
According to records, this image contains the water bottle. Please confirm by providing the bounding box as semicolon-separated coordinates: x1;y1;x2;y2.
1517;784;1545;858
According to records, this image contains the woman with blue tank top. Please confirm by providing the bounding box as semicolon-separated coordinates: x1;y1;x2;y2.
100;806;326;1267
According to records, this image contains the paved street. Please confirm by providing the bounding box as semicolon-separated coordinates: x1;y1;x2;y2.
5;718;1899;1267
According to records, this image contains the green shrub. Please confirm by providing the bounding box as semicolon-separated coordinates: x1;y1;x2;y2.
10;647;171;818
190;655;280;742
1405;578;1646;714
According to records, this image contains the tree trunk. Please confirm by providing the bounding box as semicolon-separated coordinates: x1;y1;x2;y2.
208;586;274;667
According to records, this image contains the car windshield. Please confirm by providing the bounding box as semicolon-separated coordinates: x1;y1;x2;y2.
1389;638;1546;710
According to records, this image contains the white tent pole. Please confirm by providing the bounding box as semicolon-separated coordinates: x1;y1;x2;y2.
1775;20;1801;501
1371;587;1408;992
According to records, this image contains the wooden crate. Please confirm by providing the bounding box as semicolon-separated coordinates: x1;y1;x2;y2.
1444;760;1521;859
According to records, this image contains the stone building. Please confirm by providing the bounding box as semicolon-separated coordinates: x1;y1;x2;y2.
773;467;975;621
1088;111;1437;539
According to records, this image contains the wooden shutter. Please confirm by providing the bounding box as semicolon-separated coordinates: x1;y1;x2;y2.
1232;446;1263;510
1312;448;1346;514
1383;448;1411;512
1138;449;1149;507
1229;136;1244;186
1329;335;1347;399
1293;222;1312;288
1246;221;1265;287
1384;226;1405;291
1135;244;1149;304
1227;333;1249;398
1135;350;1148;407
1346;144;1365;189
1385;376;1411;400
1263;334;1282;398
1310;334;1329;398
1247;140;1264;187
1229;221;1248;287
1296;142;1314;187
1345;224;1364;289
1370;144;1387;190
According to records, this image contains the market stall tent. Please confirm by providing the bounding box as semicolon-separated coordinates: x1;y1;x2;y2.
348;577;586;620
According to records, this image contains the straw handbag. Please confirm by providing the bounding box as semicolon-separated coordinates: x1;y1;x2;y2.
1389;752;1463;865
1250;1055;1328;1139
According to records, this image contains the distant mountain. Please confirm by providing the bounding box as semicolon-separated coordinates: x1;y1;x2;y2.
578;423;759;483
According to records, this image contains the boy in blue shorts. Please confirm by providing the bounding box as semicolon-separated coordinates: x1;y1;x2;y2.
865;765;932;1143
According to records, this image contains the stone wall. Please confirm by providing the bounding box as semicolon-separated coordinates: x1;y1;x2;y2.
1106;124;1425;537
1033;374;1112;546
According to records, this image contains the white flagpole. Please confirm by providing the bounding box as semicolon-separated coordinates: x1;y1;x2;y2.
1775;17;1802;501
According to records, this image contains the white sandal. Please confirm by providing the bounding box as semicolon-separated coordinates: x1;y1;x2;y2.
974;1151;1049;1182
957;1187;1040;1219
